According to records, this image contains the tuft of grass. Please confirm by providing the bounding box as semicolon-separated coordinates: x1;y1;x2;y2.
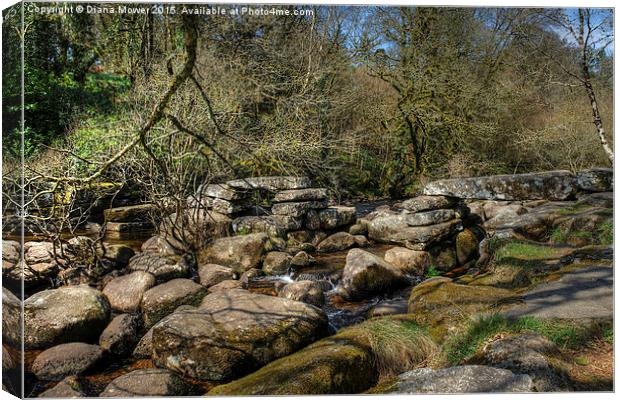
345;317;438;378
602;326;613;344
442;314;612;365
549;227;568;243
425;265;441;278
596;220;613;245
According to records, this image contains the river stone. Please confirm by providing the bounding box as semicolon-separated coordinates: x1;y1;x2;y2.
208;279;243;292
22;241;65;284
318;206;356;229
132;326;154;359
232;216;285;237
197;183;248;200
279;280;325;307
159;208;232;245
240;268;264;288
423;171;577;201
340;249;408;301
197;263;235;287
274;188;328;202
24;285;110;349
575;168;613;192
97;243;135;269
405;209;455;226
103;204;156;222
32;343;103;381
198;233;268;272
141;235;183;257
272;215;304;231
456;228;481;265
99;314;141;356
100;368;196;397
384;247;429;276
2;240;20;275
483;202;527;220
479;333;569;391
2;287;21;346
317;232;357;253
349;223;367;235
127;253;190;282
39;376;87;398
400;195;457;213
290;251;315;268
142;278;208;329
152;289;328;381
103;271;156;313
226;176;311;191
271;200;329;217
105;221;154;234
262;251;292;275
389;365;533;393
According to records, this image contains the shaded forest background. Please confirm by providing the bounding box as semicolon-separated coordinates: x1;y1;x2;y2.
2;4;614;201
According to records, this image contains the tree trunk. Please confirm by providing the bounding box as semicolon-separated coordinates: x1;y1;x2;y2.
578;9;614;166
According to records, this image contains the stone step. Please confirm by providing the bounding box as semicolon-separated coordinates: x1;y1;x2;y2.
273;188;328;202
227;176;311;191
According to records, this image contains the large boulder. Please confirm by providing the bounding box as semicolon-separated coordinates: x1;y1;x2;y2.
2;287;21;346
99;314;141;356
142;278;208;328
575;168;613;192
2;240;20;276
423;171;576;201
132;327;154;359
99;369;196;397
262;251;292;275
278;280;325;307
39;376;87;398
384;247;429;276
152;289;328;381
385;365;533;393
102;271;156;313
208;334;375;395
340;249;409;300
479;333;571;391
197;263;235;287
318;206;356;229
226;176;311;191
24;285;110;349
368;215;462;249
316;232;357;253
198;233;268;272
127;253;191;282
31;342;103;381
456;228;483;264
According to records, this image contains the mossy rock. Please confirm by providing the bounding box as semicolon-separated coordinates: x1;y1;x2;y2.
467;266;531;289
209;316;436;395
407;278;522;341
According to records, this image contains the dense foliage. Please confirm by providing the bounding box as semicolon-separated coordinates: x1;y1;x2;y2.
2;4;613;199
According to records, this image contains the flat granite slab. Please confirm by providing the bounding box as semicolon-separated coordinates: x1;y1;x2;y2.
504;265;613;320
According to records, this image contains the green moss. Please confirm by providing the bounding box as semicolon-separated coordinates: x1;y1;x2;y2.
557;202;592;215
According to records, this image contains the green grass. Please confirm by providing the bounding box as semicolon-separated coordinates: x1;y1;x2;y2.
495;241;568;262
557;202;592;215
602;326;613;344
596;220;613;245
425;265;441;278
344;317;437;377
442;314;612;365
